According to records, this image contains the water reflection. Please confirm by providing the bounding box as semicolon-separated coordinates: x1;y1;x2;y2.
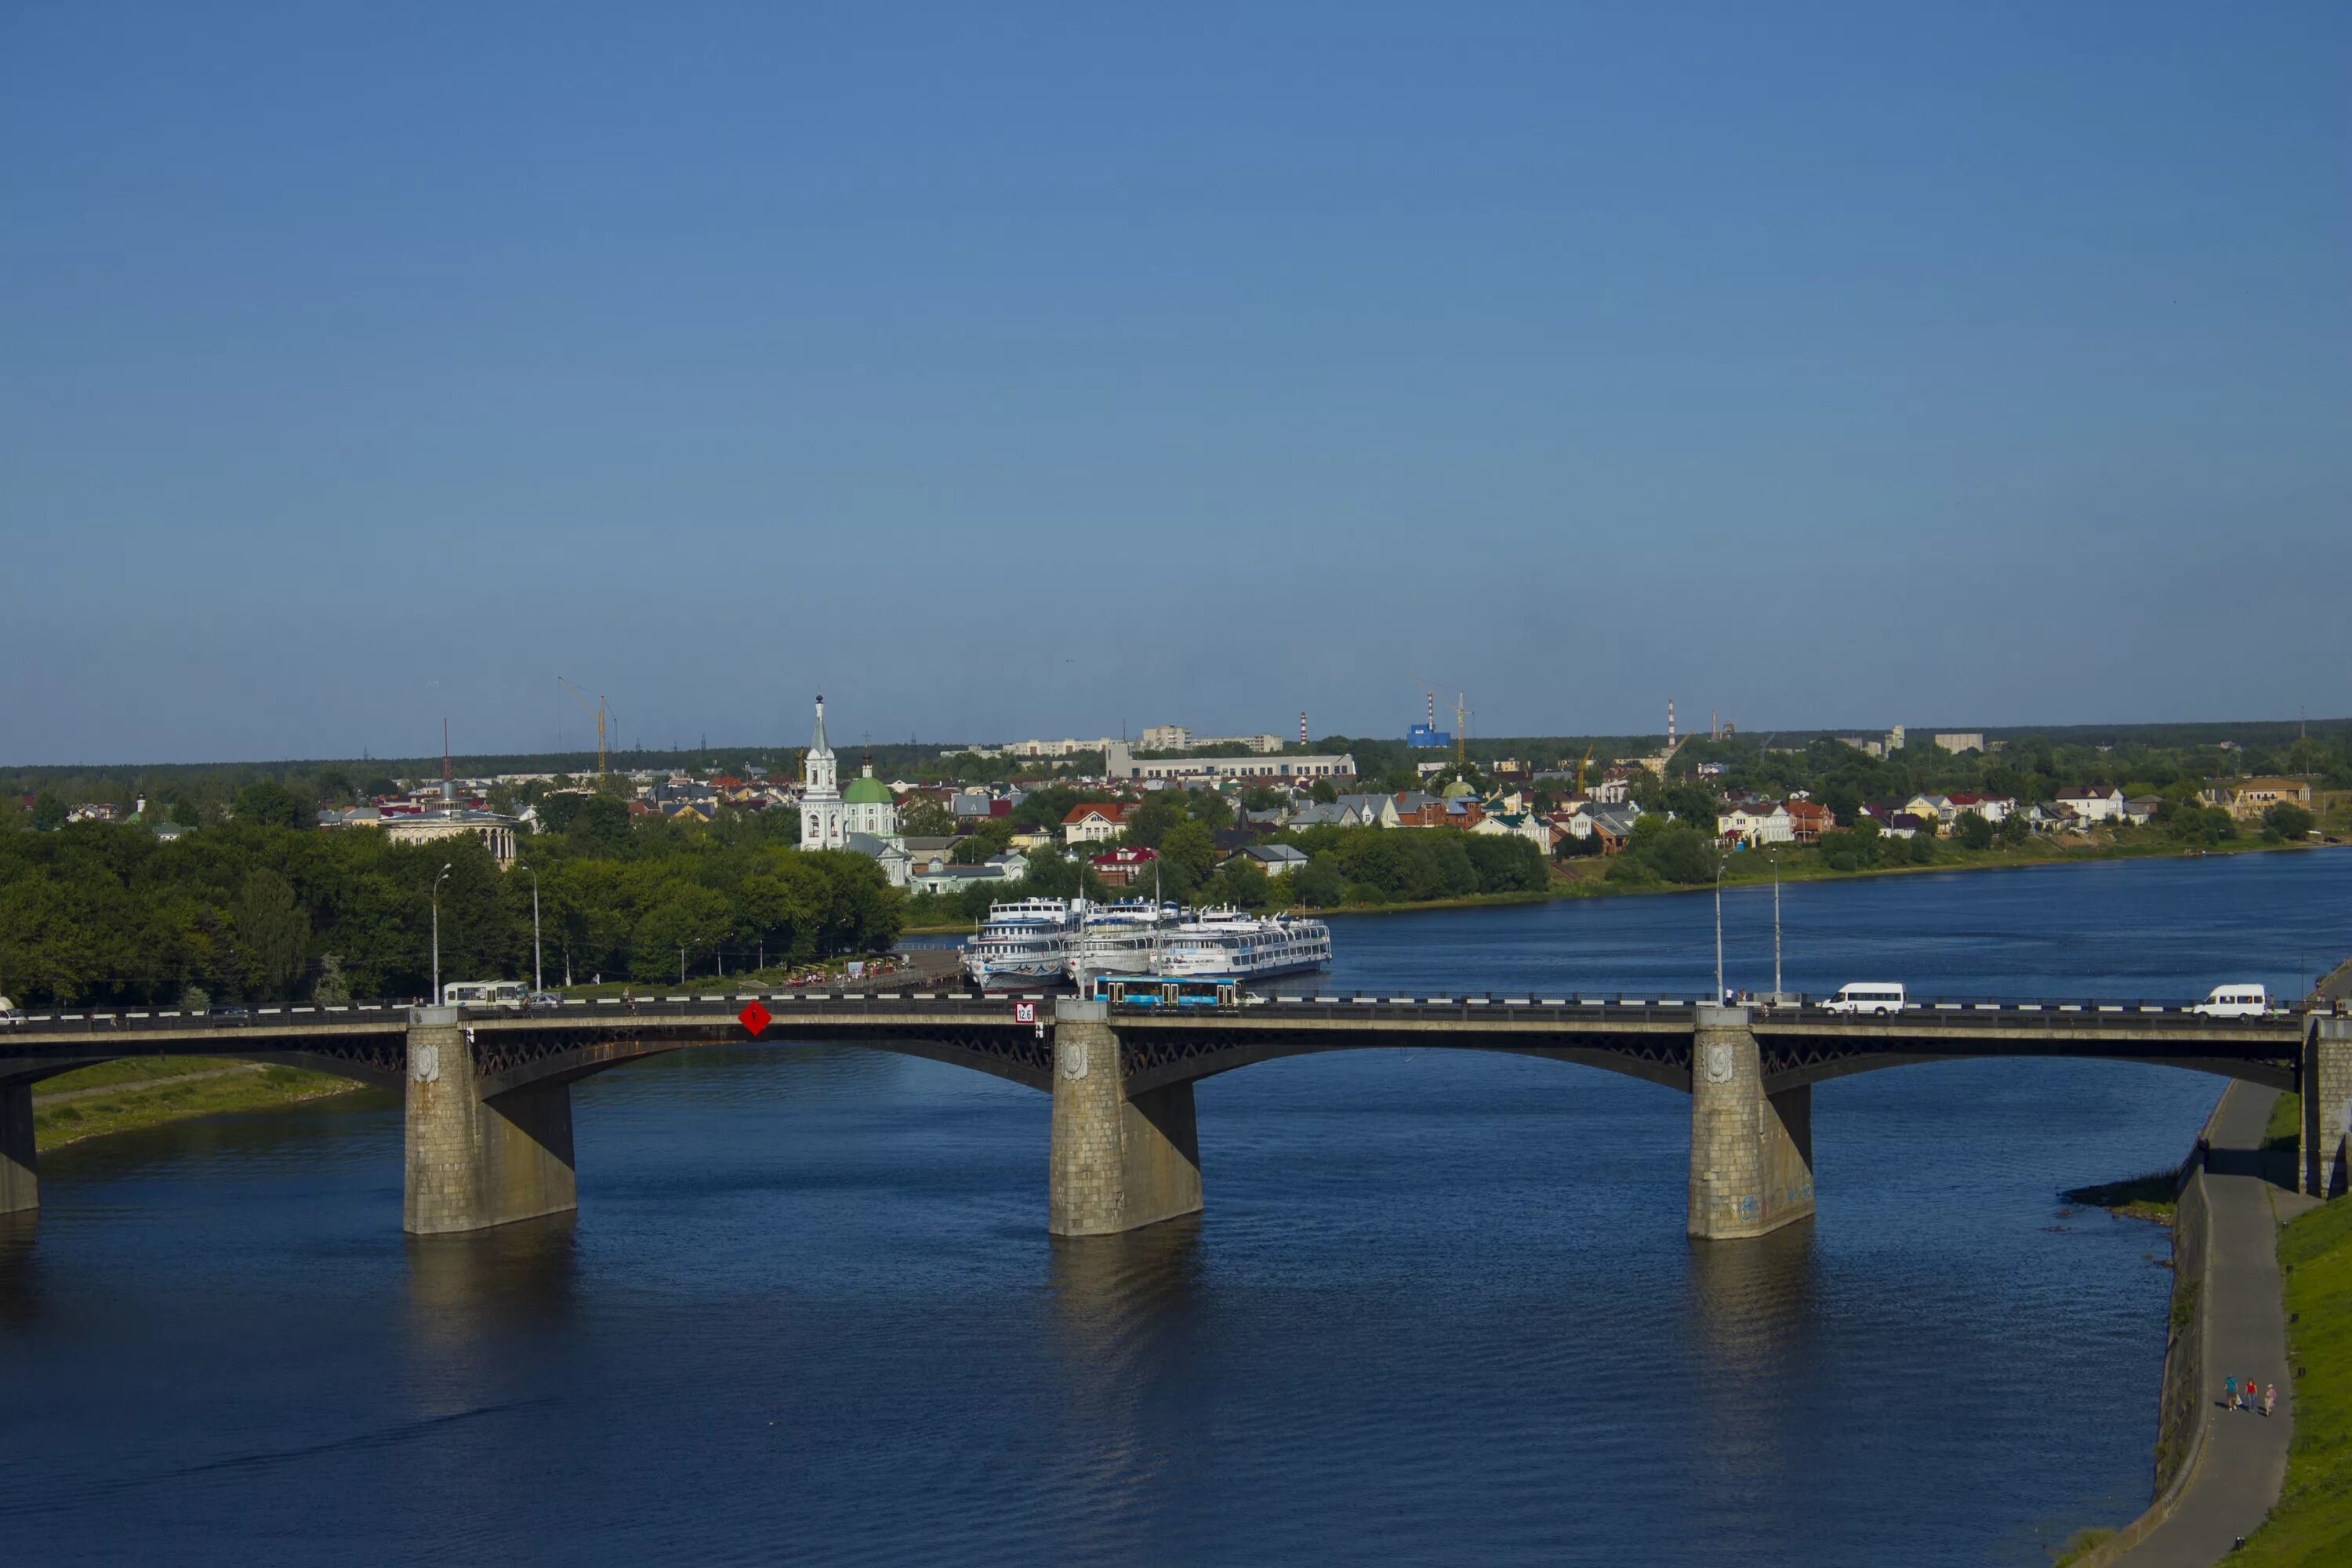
1686;1220;1820;1530
1045;1218;1204;1557
0;1210;37;1329
405;1212;579;1355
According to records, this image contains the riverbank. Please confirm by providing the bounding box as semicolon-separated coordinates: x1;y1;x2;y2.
32;1058;363;1151
2071;1085;2312;1566
902;835;2333;934
2234;1096;2352;1565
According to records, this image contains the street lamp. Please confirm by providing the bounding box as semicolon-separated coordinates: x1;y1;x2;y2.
1713;847;1725;1005
525;866;543;994
1771;846;1784;1005
430;862;453;1002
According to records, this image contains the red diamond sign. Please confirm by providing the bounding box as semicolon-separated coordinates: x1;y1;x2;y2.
738;1001;771;1037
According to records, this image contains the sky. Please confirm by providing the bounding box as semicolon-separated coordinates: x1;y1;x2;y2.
3;3;2347;764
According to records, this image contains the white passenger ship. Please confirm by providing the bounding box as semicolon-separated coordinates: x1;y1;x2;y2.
1151;907;1332;982
960;898;1087;989
1062;898;1182;985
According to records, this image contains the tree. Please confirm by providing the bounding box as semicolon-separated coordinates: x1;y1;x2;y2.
1309;779;1338;804
1160;819;1217;885
171;797;203;828
1956;811;1994;851
1998;810;2031;846
898;798;956;837
2263;803;2315;841
313;953;352;1007
950;818;1018;863
234;868;311;999
1291;855;1345;907
233;780;310;830
564;793;635;855
31;790;67;832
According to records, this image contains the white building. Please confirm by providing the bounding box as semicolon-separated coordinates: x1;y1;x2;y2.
1933;732;1985;754
1104;739;1354;782
1715;803;1794;847
800;695;908;884
2055;785;2125;824
800;696;848;850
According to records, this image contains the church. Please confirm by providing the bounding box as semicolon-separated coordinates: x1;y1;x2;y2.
799;695;911;885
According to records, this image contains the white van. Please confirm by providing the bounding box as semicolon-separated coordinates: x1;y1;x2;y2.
2192;984;2271;1018
0;995;22;1027
1826;982;1907;1016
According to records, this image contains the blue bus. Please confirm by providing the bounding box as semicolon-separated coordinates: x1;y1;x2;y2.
1087;975;1240;1010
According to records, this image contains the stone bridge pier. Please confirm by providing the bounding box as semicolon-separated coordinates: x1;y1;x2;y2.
2303;1014;2352;1199
2;1082;35;1217
1688;1004;1815;1240
1049;1000;1203;1236
405;1007;577;1235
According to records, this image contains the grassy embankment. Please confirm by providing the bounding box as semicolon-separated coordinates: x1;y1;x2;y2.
2235;1088;2352;1566
2062;1093;2305;1226
33;1058;361;1151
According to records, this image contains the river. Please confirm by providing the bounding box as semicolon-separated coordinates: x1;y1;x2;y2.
3;850;2347;1565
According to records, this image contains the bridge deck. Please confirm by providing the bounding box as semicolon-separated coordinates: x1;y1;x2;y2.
0;992;2304;1100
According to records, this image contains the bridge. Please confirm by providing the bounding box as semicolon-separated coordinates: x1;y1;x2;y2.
2;990;2344;1241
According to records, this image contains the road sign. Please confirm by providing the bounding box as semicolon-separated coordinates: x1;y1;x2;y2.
738;1001;771;1037
1014;1002;1036;1024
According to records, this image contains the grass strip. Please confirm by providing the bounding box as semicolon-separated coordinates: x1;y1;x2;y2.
34;1064;362;1150
2234;1189;2352;1565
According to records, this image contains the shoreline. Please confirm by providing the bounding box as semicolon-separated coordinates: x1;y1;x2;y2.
902;836;2333;933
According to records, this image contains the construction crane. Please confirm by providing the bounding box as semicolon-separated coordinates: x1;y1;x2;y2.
1575;745;1594;796
557;676;617;781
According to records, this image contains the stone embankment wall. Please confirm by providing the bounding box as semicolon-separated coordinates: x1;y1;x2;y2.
2075;1086;2232;1566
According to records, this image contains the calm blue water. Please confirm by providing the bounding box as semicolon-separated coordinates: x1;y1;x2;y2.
3;850;2347;1566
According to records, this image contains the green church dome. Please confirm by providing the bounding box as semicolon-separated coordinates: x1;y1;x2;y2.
843;774;892;805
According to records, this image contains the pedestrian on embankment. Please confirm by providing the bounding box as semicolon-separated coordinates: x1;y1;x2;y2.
2225;1375;2237;1409
2263;1383;2277;1417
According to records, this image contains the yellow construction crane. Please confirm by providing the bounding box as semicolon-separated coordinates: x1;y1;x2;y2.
1575;745;1594;796
557;676;617;781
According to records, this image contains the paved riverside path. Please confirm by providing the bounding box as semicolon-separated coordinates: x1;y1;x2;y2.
2114;1083;2313;1566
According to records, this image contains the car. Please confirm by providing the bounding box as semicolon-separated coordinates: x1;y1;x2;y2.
528;992;565;1011
0;995;24;1027
2192;984;2271;1018
212;1004;250;1022
1824;982;1907;1017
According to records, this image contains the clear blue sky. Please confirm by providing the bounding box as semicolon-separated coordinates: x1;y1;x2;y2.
4;3;2346;764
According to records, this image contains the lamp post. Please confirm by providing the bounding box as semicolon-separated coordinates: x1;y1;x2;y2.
1713;845;1726;1004
525;866;543;993
430;862;452;1001
1772;847;1784;1004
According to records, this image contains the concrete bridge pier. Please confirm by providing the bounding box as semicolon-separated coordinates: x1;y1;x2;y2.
1688;1004;1815;1240
2303;1014;2352;1199
404;1007;578;1236
1;1083;35;1216
1048;1000;1203;1236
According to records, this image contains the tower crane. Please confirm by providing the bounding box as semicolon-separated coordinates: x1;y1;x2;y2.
557;676;617;781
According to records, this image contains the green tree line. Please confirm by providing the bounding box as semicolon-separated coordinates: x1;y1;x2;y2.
0;815;901;1008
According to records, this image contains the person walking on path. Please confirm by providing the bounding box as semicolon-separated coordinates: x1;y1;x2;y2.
2226;1375;2238;1410
2263;1384;2277;1418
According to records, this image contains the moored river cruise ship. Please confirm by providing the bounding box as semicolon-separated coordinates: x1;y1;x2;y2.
1151;907;1332;982
1063;898;1183;985
960;898;1087;989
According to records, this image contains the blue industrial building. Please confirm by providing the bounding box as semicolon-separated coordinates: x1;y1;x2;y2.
1407;722;1452;749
